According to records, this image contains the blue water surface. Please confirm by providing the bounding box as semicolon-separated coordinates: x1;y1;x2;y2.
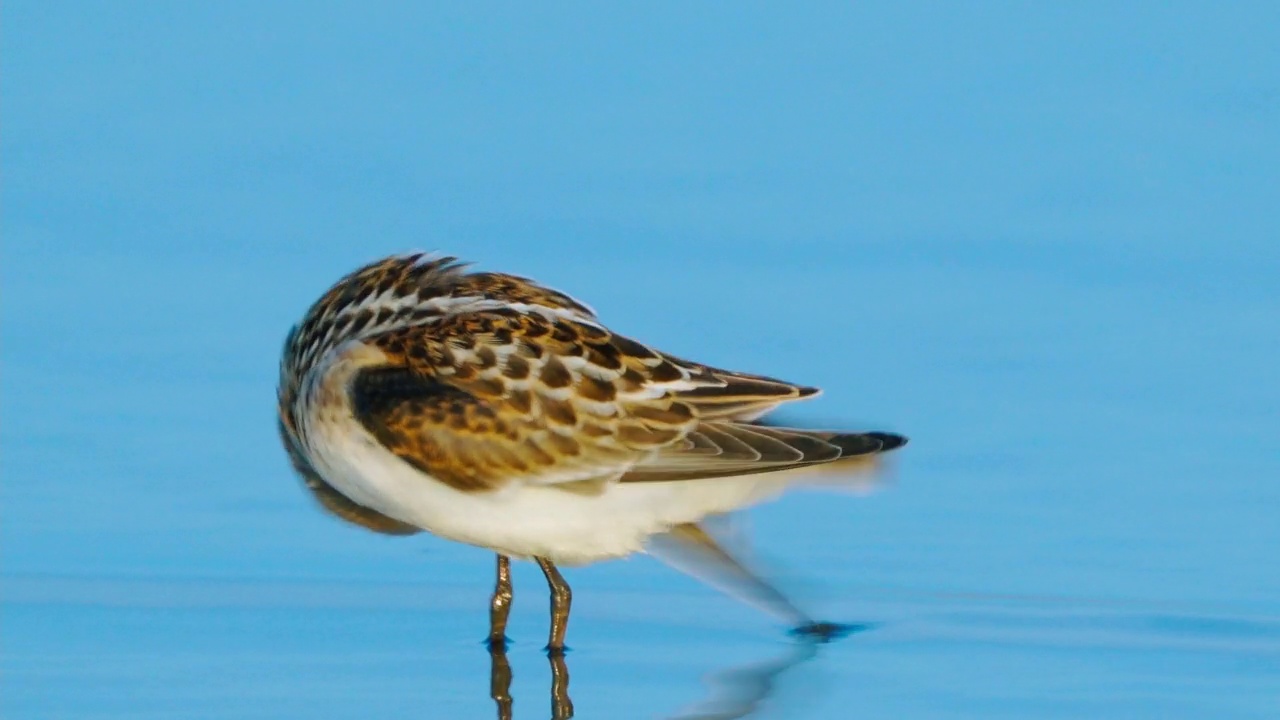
3;3;1278;718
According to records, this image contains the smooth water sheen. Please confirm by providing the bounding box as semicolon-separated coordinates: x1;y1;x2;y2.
3;3;1278;718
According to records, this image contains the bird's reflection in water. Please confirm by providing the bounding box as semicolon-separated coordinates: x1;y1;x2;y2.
488;646;573;720
488;646;514;720
487;633;850;720
667;635;848;720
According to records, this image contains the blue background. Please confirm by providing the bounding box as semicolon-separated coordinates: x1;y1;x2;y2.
4;3;1278;717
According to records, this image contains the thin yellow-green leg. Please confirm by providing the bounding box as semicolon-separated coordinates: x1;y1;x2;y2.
488;554;513;649
535;557;572;652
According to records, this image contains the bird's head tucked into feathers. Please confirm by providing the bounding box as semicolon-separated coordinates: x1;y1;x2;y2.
278;252;904;518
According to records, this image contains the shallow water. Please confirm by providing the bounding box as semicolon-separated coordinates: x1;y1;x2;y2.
6;574;1279;718
4;3;1279;718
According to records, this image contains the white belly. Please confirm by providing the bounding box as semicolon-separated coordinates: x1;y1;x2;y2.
308;416;790;565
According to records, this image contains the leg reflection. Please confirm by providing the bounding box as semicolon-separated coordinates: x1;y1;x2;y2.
549;651;574;720
671;639;844;720
489;644;513;720
486;644;576;719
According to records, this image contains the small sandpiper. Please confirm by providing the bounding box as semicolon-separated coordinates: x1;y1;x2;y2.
277;253;906;651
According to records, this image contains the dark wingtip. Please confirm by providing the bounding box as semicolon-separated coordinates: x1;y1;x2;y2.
829;433;882;456
829;431;908;456
866;431;908;452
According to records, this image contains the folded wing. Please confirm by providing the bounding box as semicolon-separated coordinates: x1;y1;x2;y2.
351;306;903;493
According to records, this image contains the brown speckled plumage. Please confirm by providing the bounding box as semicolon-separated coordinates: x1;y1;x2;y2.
276;251;908;649
278;252;905;524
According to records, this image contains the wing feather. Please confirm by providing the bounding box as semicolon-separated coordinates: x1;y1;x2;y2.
619;422;898;483
352;309;703;491
339;270;902;492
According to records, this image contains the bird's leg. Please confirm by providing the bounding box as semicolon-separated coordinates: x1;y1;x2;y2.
535;557;572;653
652;522;858;640
488;640;513;720
488;554;513;650
548;649;574;719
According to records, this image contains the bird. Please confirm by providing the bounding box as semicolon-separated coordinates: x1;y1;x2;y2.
276;252;907;652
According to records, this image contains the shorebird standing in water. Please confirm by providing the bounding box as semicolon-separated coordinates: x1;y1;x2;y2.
277;253;907;652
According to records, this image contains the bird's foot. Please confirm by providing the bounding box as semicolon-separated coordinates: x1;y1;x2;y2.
789;621;871;643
